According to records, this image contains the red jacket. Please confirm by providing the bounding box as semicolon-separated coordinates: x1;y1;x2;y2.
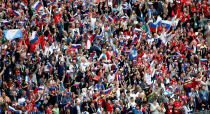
173;101;181;114
53;13;61;24
102;99;113;113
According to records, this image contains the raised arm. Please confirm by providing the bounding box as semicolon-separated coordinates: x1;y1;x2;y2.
0;66;6;80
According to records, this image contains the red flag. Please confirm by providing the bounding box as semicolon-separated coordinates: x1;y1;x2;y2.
93;75;100;81
171;10;175;17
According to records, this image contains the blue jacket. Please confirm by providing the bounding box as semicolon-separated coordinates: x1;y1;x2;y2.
132;108;143;114
199;90;208;101
61;96;72;105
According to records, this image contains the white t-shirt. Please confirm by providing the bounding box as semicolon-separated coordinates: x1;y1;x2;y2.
128;101;136;108
44;46;53;56
91;18;96;28
116;88;121;99
130;93;138;101
108;73;115;82
150;103;160;114
80;62;90;72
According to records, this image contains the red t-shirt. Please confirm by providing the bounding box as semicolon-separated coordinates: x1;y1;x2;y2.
105;51;113;60
192;77;199;89
53;13;61;24
171;79;178;85
137;50;144;60
173;101;181;114
46;108;52;114
167;103;173;114
188;32;195;39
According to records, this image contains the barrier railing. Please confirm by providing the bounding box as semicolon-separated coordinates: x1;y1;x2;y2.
193;110;210;114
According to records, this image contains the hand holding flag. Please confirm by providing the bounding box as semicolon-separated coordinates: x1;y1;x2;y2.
32;1;43;13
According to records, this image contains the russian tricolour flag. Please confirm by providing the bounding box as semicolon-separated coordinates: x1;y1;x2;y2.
20;3;25;9
17;21;24;27
104;88;111;95
90;51;96;58
186;46;191;51
161;20;172;30
30;31;39;45
41;13;47;19
148;21;162;32
133;36;139;44
200;59;208;63
12;10;21;17
121;16;128;21
32;1;43;13
8;106;16;112
71;44;82;49
1;20;12;25
73;82;80;87
122;4;129;9
134;28;142;34
106;16;112;22
148;16;162;32
3;29;23;41
125;49;131;55
47;2;55;7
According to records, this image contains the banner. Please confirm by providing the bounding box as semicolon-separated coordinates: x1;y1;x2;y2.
3;29;23;41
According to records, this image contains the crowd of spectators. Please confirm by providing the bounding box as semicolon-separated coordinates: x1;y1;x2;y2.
0;0;210;114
